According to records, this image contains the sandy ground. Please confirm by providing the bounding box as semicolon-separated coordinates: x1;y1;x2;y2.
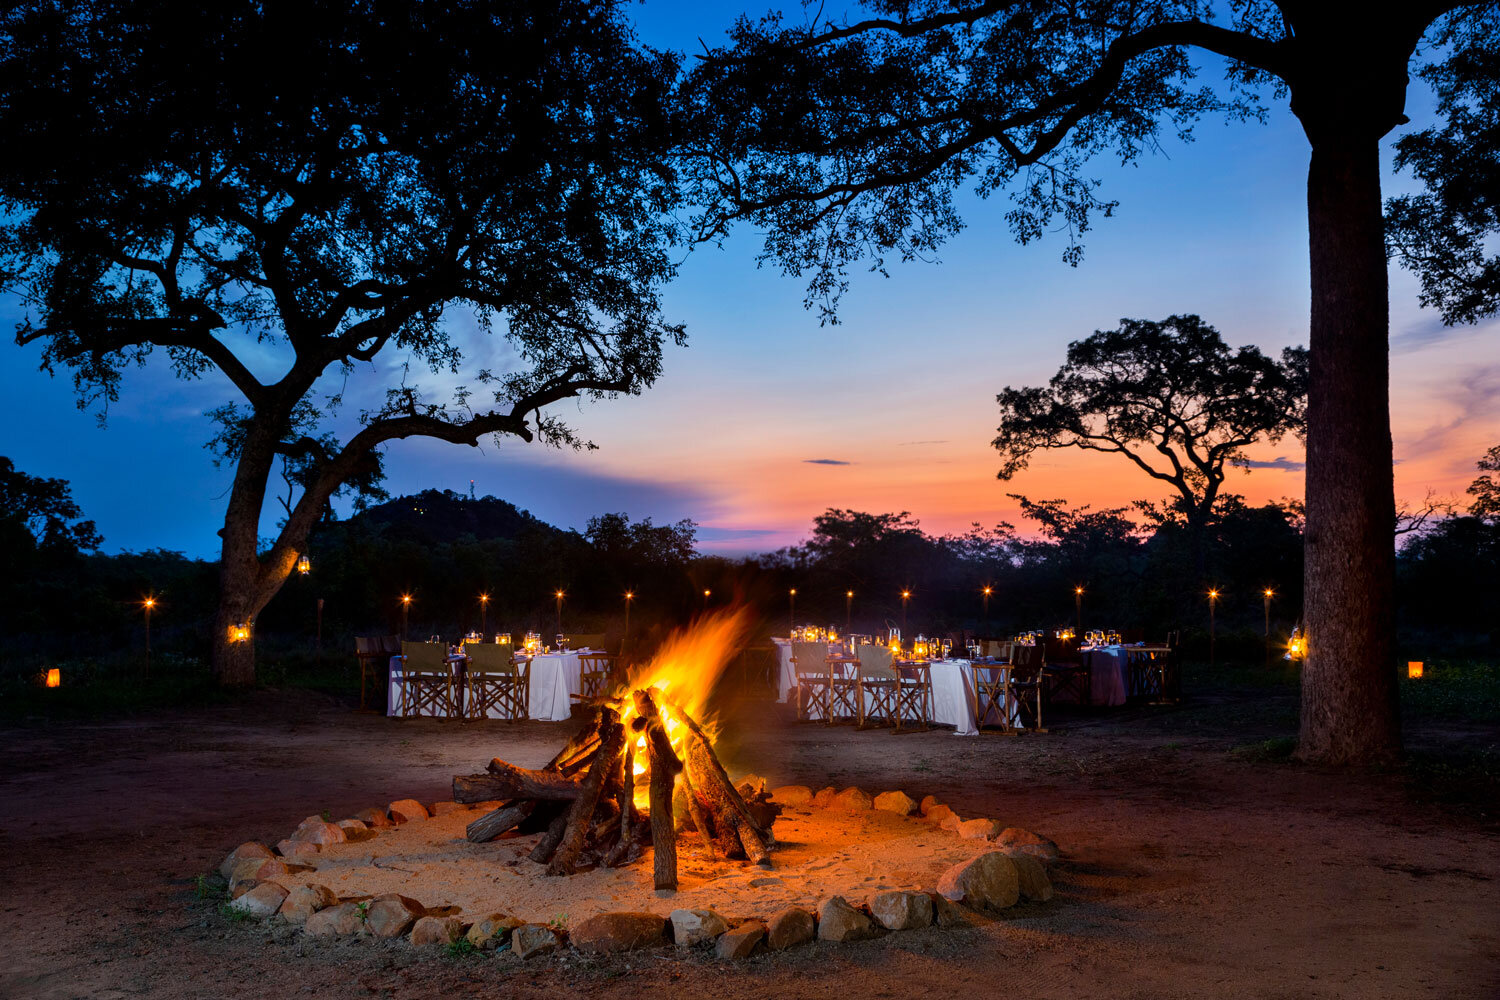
273;799;987;921
2;685;1498;999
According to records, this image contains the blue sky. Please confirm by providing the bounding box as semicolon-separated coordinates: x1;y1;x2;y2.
2;3;1496;558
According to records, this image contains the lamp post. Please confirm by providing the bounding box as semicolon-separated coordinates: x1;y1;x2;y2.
900;589;910;633
554;590;565;637
789;588;796;633
845;590;853;633
479;592;490;635
1074;586;1084;637
703;588;712;612
1208;589;1219;669
982;586;993;633
1263;589;1273;670
624;591;634;652
400;593;411;640
142;596;156;676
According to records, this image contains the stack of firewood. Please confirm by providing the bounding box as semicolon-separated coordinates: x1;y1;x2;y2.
452;688;777;889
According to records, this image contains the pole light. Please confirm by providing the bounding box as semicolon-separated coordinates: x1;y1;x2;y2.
1074;586;1084;636
982;586;993;632
789;588;796;633
142;596;156;676
900;589;911;633
1208;589;1219;669
624;591;634;652
1263;589;1273;670
400;593;411;640
555;590;565;636
845;590;853;632
479;592;490;635
703;588;712;611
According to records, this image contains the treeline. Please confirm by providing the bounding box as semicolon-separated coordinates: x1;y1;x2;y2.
5;463;1499;677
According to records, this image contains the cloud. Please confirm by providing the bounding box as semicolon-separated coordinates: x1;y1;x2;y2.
696;526;780;542
1390;314;1478;354
803;458;851;465
1399;363;1500;460
898;440;949;446
1239;456;1305;472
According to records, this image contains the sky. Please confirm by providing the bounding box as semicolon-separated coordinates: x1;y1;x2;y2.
2;4;1498;559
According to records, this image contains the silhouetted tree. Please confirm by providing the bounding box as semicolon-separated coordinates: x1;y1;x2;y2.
1466;446;1500;522
0;457;102;555
994;315;1306;568
688;0;1494;763
0;1;686;684
1386;14;1500;325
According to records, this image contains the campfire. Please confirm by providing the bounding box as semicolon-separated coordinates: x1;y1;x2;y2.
451;610;778;890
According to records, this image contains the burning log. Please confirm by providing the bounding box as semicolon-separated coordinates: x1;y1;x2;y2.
454;681;776;875
633;688;682;891
546;708;626;876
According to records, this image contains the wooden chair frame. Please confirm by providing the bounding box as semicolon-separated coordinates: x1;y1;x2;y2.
576;653;618;702
791;641;832;722
462;643;529;720
399;642;457;719
854;646;899;729
894;662;934;732
1006;645;1046;733
971;662;1013;734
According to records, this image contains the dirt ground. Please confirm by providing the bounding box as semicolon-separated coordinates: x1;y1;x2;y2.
3;685;1498;1000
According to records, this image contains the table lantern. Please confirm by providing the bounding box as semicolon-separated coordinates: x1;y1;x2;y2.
45;668;60;688
1408;661;1423;679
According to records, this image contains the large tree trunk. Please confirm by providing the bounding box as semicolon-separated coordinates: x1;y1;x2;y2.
1297;132;1401;763
212;418;283;687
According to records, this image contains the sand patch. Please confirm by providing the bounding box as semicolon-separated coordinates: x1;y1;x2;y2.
276;803;991;921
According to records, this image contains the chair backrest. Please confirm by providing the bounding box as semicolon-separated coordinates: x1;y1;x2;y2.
791;641;829;676
566;633;607;651
464;642;515;674
856;644;897;680
379;635;402;655
355;636;375;654
1012;643;1044;670
401;641;448;671
980;638;1011;660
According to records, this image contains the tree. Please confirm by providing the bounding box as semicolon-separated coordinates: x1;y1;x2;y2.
0;456;102;555
1466;446;1500;522
687;1;1494;764
994;314;1306;566
0;1;686;684
1386;17;1500;326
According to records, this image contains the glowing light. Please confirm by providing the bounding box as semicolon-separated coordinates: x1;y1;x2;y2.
45;668;60;688
1074;586;1083;595
1264;589;1274;597
479;593;489;604
901;590;911;600
1208;589;1219;600
1408;661;1424;679
625;591;634;600
704;589;711;597
789;588;796;596
228;622;252;643
143;597;156;610
296;555;311;575
401;594;412;606
982;586;992;596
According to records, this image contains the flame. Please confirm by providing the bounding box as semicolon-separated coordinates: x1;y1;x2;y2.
614;607;754;805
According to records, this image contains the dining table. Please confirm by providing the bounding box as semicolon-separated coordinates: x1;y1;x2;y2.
386;647;591;721
784;653;1018;735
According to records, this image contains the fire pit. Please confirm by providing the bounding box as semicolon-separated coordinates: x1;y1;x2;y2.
218;612;1061;959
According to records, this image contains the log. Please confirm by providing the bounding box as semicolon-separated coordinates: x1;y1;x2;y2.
464;800;535;843
547;709;626;876
686;735;770;866
604;737;637;868
678;758;717;860
664;696;772;841
633;689;682;891
529;811;569;863
456;763;584;802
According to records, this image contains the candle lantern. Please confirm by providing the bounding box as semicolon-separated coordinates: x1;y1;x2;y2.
1408;661;1424;679
228;622;252;643
296;554;311;575
45;668;60;688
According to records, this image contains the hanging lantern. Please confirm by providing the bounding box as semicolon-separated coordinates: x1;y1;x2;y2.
297;555;311;575
228;622;252;643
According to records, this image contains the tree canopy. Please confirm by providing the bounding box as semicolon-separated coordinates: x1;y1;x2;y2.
994;315;1308;533
0;0;688;682
0;456;102;554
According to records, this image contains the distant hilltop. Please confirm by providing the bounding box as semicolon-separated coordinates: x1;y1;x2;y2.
344;489;572;546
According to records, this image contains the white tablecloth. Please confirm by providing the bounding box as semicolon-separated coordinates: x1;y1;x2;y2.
786;658;1018;736
1079;646;1129;706
386;650;587;721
